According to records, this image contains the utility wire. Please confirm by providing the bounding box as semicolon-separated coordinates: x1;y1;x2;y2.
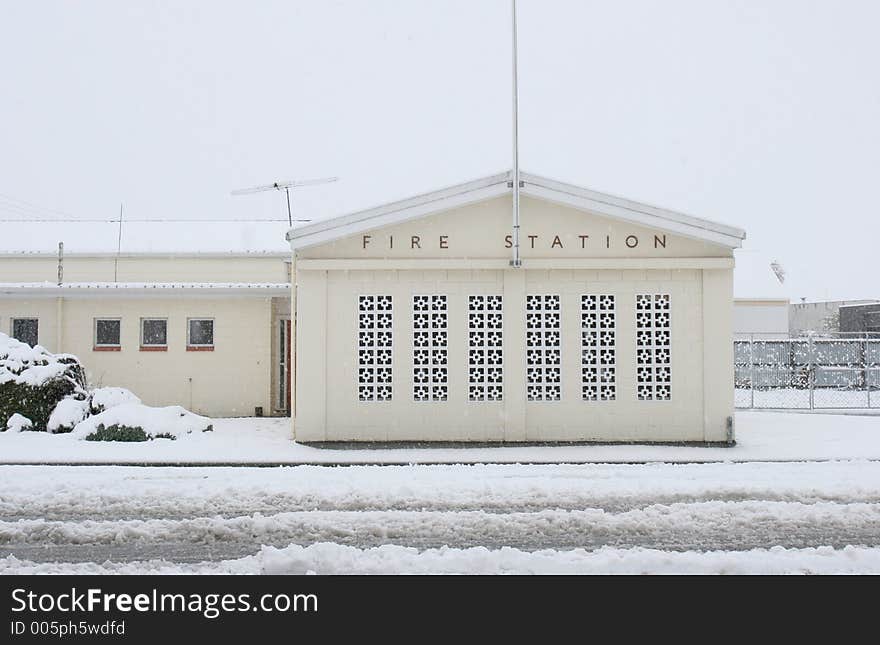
0;191;297;223
0;217;291;222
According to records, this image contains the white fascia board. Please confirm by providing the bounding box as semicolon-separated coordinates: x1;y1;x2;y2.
734;297;792;304
288;172;511;251
0;251;290;259
521;173;746;249
0;283;291;299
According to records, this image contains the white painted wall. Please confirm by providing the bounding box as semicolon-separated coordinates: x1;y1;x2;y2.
0;296;274;417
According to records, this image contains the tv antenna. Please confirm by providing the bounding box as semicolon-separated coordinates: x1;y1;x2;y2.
231;177;338;226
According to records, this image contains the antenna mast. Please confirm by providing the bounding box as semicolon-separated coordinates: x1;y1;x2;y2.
510;0;521;268
231;177;338;227
114;203;123;282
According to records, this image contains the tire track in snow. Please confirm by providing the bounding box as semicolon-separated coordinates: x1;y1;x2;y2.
5;490;880;523
2;501;879;561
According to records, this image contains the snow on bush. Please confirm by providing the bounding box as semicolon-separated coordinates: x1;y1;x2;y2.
70;403;213;441
0;332;86;431
5;413;32;433
89;387;141;414
47;397;90;434
1;333;209;442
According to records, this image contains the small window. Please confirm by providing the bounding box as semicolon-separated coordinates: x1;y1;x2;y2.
94;319;121;349
11;318;38;347
141;318;168;349
187;318;214;349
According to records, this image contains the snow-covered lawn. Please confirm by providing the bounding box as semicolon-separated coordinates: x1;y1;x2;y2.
0;410;878;464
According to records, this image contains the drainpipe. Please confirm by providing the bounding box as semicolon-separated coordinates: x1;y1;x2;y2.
56;242;64;353
290;253;297;441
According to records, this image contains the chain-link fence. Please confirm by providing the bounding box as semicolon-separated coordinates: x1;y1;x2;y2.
735;332;880;409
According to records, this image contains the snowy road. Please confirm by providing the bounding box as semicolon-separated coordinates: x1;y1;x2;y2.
2;461;880;573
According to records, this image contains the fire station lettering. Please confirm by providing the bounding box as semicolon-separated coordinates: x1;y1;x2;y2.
363;233;668;251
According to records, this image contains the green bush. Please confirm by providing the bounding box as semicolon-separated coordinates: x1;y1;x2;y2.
84;424;178;442
85;424;149;442
0;369;85;432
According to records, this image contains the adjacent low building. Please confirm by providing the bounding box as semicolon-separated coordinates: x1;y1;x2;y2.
0;253;292;417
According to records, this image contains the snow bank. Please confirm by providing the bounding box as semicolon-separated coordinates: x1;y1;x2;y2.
69;403;212;440
89;387;141;414
255;543;880;575
5;413;32;433
47;397;90;434
2;544;879;575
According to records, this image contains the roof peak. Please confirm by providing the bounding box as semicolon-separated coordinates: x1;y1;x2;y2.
288;170;746;251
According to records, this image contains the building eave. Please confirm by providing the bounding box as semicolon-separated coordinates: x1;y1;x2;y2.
286;172;511;251
0;251;290;259
0;282;291;299
286;170;747;252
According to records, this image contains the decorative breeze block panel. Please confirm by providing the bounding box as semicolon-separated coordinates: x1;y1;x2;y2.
413;294;448;402
358;295;393;402
468;295;503;402
636;293;671;401
582;294;616;401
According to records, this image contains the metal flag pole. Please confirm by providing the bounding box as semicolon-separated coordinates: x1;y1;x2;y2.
510;0;522;268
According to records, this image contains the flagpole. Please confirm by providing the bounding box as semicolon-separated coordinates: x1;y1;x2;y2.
511;0;521;268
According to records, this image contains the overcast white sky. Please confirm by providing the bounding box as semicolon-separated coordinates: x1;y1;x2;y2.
1;0;878;301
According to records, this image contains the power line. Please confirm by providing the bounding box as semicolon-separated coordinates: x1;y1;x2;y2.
0;192;84;219
0;191;298;224
0;217;291;223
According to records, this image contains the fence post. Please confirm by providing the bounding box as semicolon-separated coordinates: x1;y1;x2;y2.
750;333;755;409
868;332;872;409
808;332;814;410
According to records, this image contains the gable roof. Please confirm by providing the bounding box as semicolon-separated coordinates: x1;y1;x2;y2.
287;170;746;251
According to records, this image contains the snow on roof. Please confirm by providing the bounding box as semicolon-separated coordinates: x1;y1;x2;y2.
734;249;789;301
838;300;880;308
288;170;747;251
0;282;291;298
0;250;290;258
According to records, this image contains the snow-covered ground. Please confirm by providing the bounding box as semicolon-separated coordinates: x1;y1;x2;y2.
0;410;878;464
1;458;880;574
2;411;879;574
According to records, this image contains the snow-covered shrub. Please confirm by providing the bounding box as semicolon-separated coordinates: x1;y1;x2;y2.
89;387;141;415
84;424;153;442
1;333;212;443
5;413;32;433
47;397;91;434
0;333;86;431
70;403;212;441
